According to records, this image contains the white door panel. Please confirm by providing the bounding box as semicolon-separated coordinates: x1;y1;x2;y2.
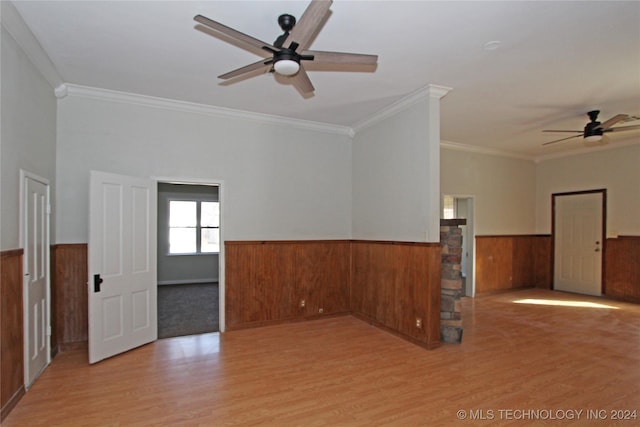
22;172;50;387
554;192;603;296
89;171;157;364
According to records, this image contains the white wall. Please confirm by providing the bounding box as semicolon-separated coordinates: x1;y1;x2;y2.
441;148;536;235
0;25;57;250
352;98;434;241
55;93;352;243
535;143;640;236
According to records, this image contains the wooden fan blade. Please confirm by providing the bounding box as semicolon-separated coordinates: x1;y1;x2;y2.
542;134;583;146
290;66;315;94
542;130;582;133
284;0;332;51
195;15;275;55
598;114;628;130
218;60;272;80
605;124;640;132
303;50;378;65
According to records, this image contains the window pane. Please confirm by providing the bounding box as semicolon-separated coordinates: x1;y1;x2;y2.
169;201;197;227
169;228;196;253
201;228;220;253
443;195;455;219
201;202;219;227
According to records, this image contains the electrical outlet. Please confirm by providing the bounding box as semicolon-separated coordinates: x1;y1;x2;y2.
300;299;306;308
416;318;422;328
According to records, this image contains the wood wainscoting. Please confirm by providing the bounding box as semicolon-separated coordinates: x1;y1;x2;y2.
51;244;88;351
350;241;441;349
225;240;441;350
1;249;25;421
605;236;640;303
225;240;351;329
475;235;551;294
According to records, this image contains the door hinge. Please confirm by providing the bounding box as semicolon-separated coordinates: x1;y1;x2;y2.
46;204;52;215
47;325;52;336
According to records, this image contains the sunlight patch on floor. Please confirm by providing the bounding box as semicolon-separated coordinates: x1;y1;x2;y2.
513;298;619;309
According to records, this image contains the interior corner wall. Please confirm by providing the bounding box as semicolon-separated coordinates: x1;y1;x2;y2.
0;25;57;251
55;94;353;244
535;143;640;236
440;148;536;235
351;98;434;242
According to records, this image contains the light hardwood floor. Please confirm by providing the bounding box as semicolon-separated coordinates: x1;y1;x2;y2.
5;289;640;426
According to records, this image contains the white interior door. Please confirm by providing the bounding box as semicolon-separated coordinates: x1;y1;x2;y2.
22;171;50;387
554;192;603;296
89;171;157;364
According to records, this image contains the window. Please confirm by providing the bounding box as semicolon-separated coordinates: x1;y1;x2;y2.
169;200;219;254
443;195;455;219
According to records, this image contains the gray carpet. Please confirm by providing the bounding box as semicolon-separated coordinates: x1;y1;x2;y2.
157;283;219;339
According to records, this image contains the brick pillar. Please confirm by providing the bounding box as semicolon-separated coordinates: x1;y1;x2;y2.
440;219;465;343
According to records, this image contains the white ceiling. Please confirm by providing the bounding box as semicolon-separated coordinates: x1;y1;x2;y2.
9;0;640;159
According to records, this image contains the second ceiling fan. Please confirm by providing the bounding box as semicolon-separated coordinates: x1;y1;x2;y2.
543;110;640;146
194;0;378;96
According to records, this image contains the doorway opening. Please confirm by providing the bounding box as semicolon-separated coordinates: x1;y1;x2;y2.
157;182;221;338
442;195;475;297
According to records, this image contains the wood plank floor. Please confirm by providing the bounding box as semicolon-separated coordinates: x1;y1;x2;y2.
4;289;640;426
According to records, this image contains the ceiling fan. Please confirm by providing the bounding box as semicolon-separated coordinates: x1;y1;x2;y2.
542;110;640;146
194;0;377;96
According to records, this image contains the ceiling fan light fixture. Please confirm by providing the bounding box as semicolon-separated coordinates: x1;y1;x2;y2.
584;134;602;143
274;59;300;76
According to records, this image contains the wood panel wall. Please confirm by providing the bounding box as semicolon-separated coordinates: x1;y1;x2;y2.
1;249;25;421
350;241;441;349
295;242;351;318
605;236;640;303
51;244;88;350
476;235;551;294
225;241;351;330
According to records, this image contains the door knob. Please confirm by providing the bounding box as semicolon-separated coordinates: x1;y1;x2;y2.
93;274;103;292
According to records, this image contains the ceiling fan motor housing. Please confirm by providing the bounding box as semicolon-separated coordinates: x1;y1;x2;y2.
584;110;602;138
274;48;300;64
584;121;603;138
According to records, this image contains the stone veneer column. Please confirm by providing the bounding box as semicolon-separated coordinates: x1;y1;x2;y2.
440;219;465;343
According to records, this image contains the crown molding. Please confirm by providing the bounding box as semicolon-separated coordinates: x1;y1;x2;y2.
1;1;63;90
54;84;68;99
440;140;534;161
61;84;353;137
441;137;640;163
425;84;453;100
350;84;452;135
533;138;640;163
